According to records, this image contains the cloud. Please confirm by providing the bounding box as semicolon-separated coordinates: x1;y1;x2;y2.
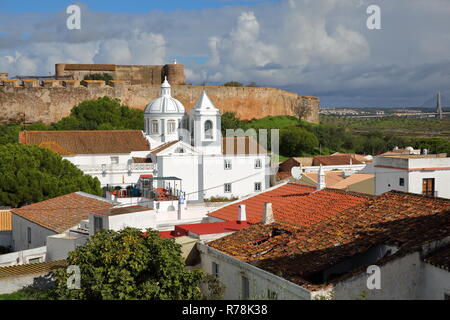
0;30;166;75
0;0;449;107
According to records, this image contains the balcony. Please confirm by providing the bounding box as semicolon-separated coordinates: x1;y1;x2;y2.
76;163;156;174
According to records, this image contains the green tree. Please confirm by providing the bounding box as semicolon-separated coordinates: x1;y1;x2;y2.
51;228;213;300
223;81;243;87
83;73;114;83
52;96;144;131
280;127;319;156
221;112;243;134
0;144;101;207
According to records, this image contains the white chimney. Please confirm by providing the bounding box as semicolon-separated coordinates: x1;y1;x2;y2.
317;164;326;190
262;202;274;225
238;204;247;223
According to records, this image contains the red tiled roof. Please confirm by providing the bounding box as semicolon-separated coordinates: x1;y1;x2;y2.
176;221;250;235
208;183;370;226
12;192;113;233
424;244;450;271
313;155;363;166
19;130;151;155
208;191;450;290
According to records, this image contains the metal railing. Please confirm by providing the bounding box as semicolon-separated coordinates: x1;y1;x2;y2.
76;163;155;173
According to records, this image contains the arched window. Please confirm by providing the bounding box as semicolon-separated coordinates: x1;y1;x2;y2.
204;120;213;139
168;120;176;134
151;120;159;134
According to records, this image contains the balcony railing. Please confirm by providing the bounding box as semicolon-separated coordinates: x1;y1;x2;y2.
76;163;155;173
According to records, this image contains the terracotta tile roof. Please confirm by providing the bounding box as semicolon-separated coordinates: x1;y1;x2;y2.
331;153;370;163
208;191;450;290
176;221;250;236
208;183;370;226
0;210;12;231
330;174;374;190
313;155;364;166
0;260;67;279
222;136;267;155
19;130;151;155
303;171;346;187
150;140;179;155
93;205;151;216
132;157;152;163
12;192;114;233
424;244;450;271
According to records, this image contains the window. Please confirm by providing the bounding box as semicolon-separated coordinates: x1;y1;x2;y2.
224;183;232;193
151;120;159;134
94;216;103;234
445;293;450;300
255;158;262;169
110;156;119;164
267;289;278;300
399;177;404;186
204;120;213;139
224;159;232;170
27;227;31;244
28;257;42;264
422;178;435;197
241;276;250;300
254;182;262;192
212;262;219;278
168;120;176;134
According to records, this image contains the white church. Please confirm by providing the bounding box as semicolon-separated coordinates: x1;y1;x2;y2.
20;78;271;203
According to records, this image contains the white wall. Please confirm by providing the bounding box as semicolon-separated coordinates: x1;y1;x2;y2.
12;215;56;251
333;252;424;300
158;154;270;202
419;264;450;300
0;246;46;267
46;232;89;261
197;243;312;300
107;210;157;232
0;271;54;294
375;156;450;198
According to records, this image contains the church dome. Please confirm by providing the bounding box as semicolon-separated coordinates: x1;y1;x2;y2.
144;77;185;115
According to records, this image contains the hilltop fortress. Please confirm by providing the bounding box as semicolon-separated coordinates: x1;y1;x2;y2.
0;63;319;124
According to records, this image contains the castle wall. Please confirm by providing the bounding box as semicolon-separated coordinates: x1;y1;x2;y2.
54;63;185;85
0;80;320;124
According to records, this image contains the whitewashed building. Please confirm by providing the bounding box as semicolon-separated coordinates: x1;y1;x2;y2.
20;78;271;203
199;190;450;300
374;153;450;199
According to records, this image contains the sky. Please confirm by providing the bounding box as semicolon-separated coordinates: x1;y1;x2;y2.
0;0;449;108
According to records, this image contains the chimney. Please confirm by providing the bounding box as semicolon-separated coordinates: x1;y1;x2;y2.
317;164;326;190
262;202;274;225
238;204;247;224
349;157;353;165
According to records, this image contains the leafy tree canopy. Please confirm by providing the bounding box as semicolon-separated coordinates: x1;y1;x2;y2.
52;96;144;131
0;144;102;207
280;127;319;157
51;228;222;300
83;73;114;83
223;81;243;87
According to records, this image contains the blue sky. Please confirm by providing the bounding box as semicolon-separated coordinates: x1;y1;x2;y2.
0;0;449;108
0;0;278;13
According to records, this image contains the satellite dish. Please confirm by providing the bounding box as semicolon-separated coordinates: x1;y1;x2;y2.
291;166;302;180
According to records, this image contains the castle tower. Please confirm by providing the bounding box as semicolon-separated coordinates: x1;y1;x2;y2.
163;63;185;85
191;91;222;155
144;77;187;148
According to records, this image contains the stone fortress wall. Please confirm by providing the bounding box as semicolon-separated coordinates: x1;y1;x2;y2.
0;66;319;125
55;63;185;85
